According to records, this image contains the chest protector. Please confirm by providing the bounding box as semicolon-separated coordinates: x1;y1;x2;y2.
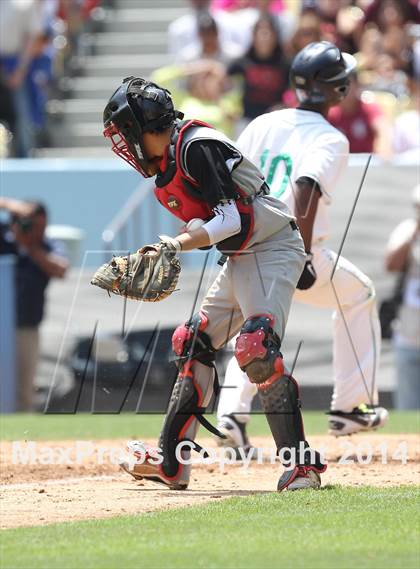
154;120;257;255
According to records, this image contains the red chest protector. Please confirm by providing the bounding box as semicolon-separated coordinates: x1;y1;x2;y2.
154;120;255;255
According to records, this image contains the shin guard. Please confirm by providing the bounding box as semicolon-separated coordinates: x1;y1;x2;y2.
257;374;326;477
158;362;214;485
157;313;219;487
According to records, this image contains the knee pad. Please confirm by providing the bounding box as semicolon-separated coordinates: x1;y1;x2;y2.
172;311;216;371
235;314;284;384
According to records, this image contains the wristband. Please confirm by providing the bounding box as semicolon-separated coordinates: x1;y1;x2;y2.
158;234;182;253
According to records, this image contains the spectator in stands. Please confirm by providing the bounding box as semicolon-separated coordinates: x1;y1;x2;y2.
0;197;69;411
0;0;44;157
313;0;349;48
364;0;420;32
211;0;284;12
0;74;16;148
227;13;289;129
356;26;384;73
300;2;363;55
365;0;419;72
334;4;364;54
57;0;100;75
0;76;14;157
177;12;241;64
168;0;242;61
328;73;392;158
413;34;420;79
367;53;409;99
225;0;296;53
393;77;420;157
27;27;55;148
289;10;321;57
211;0;252;9
0;122;12;158
153;60;240;137
385;185;420;410
382;25;412;73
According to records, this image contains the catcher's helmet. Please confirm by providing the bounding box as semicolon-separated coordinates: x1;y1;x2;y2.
290;41;356;105
103;77;184;177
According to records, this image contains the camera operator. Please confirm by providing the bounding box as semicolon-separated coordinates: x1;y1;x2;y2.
0;197;68;411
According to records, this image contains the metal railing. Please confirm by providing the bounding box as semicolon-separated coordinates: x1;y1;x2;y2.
100;178;182;261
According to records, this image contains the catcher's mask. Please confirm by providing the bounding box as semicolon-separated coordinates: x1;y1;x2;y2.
290;41;357;106
103;77;184;177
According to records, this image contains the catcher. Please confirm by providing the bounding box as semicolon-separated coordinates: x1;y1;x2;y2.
93;76;326;491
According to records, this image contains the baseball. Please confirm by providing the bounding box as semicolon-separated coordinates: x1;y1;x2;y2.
186;218;205;232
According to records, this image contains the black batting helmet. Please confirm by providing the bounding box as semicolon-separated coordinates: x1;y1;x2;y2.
290;41;357;105
103;77;183;177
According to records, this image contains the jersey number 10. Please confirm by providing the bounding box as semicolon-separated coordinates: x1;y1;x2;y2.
260;150;292;200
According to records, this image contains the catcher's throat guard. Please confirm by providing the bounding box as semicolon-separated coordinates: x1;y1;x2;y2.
90;242;181;302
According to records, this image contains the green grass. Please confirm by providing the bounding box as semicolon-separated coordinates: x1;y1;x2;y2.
1;486;419;569
1;411;419;441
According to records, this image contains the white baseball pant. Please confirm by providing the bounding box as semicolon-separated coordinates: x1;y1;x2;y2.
217;245;381;420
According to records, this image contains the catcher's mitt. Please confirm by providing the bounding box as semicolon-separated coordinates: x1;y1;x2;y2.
91;241;181;302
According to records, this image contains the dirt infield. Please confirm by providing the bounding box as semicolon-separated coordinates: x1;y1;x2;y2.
1;434;419;529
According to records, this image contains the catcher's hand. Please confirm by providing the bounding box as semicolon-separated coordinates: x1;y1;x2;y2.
91;238;181;302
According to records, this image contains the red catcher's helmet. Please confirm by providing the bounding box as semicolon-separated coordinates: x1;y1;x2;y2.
103;76;184;177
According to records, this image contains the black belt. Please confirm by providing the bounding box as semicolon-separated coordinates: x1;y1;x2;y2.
239;182;269;206
218;221;298;266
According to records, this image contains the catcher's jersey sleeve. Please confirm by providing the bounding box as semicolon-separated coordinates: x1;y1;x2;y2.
237;109;350;244
185;139;239;208
180;125;294;248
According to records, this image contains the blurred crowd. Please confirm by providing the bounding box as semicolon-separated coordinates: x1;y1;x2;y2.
159;0;420;159
0;0;104;157
1;0;418;159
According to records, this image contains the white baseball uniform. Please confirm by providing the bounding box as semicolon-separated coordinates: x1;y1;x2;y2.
217;108;381;417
